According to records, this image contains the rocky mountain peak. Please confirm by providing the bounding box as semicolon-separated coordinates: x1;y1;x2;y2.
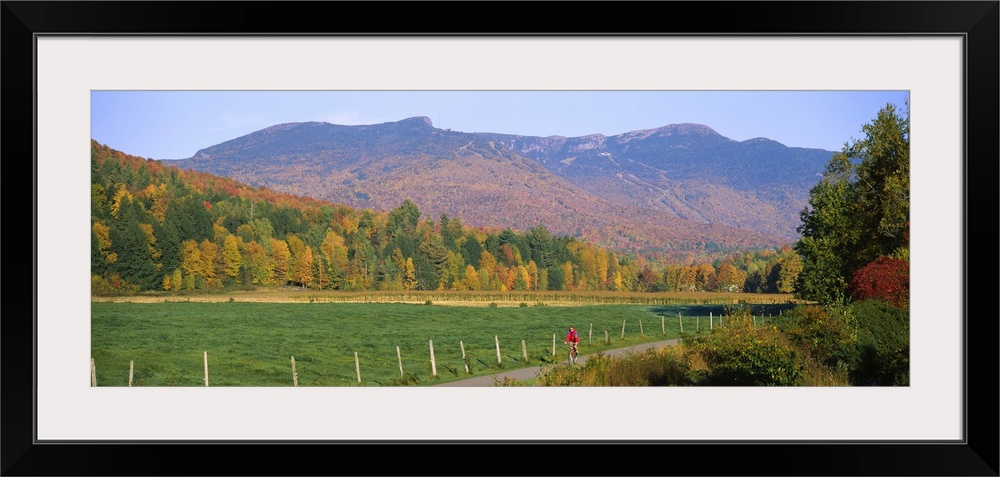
656;123;720;137
396;116;433;127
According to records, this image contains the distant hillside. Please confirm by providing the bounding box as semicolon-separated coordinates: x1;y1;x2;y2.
168;117;835;259
476;123;834;240
92;139;803;295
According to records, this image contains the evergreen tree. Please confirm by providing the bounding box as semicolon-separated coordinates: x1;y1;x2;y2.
460;234;483;269
154;219;182;275
387;199;421;240
108;201;160;290
439;214;463;251
546;265;565;291
166;194;213;244
413;253;437;290
91;227;109;277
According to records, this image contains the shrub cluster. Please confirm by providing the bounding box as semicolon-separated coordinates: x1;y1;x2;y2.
533;301;907;387
687;305;802;386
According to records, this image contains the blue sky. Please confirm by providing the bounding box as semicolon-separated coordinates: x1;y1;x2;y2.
91;90;909;160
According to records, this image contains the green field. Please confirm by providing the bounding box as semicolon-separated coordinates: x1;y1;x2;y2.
91;301;796;386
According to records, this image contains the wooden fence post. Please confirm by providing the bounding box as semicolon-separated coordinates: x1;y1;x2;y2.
697;316;700;332
605;329;609;344
521;340;528;361
589;323;593;346
203;351;209;387
710;312;714;330
355;351;362;384
291;356;298;387
460;341;469;374
91;358;96;387
678;312;683;334
639;320;644;336
429;340;437;377
397;346;404;376
621;319;626;339
495;335;501;364
129;360;134;387
552;334;556;356
661;316;665;336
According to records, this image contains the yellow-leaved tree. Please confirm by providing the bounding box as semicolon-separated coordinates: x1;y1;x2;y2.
286;234;313;288
403;257;417;290
270;238;291;285
199;239;219;288
321;230;349;289
180;240;202;289
222;234;242;284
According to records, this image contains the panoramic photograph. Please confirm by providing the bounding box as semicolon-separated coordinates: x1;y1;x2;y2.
89;90;911;387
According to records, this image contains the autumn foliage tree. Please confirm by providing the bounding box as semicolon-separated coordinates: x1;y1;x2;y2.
849;256;909;309
221;234;242;284
286;234;313;287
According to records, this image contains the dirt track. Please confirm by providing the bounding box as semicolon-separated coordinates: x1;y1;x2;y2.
434;338;682;386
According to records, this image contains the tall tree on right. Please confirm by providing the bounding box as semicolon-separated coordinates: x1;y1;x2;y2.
794;101;910;305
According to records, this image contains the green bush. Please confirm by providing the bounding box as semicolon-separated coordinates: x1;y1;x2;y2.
688;305;803;386
703;339;801;386
783;304;859;372
848;299;909;385
91;273;138;296
777;301;908;385
91;274;116;296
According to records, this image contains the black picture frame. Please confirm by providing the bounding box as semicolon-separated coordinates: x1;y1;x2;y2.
3;2;997;475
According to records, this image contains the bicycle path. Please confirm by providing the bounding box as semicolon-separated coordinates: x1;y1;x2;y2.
434;338;681;386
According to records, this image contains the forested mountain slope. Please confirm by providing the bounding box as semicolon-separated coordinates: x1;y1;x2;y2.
91;140;799;295
169;117;834;256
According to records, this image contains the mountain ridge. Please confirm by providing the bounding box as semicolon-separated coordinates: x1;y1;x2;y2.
166;117;835;261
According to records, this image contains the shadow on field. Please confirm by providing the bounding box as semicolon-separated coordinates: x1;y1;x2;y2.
647;303;798;318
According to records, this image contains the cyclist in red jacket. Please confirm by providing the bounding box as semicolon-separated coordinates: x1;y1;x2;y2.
564;326;580;364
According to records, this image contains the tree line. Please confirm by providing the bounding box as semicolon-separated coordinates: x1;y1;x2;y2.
89;141;800;296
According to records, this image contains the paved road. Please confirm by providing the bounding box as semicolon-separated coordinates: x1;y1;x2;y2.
434;338;681;386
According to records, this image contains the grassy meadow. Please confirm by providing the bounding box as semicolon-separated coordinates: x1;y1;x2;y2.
91;294;800;387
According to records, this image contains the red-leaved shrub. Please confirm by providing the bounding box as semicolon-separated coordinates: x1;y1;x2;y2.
850;256;909;309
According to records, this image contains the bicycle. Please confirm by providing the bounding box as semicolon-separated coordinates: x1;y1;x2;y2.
565;326;581;365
